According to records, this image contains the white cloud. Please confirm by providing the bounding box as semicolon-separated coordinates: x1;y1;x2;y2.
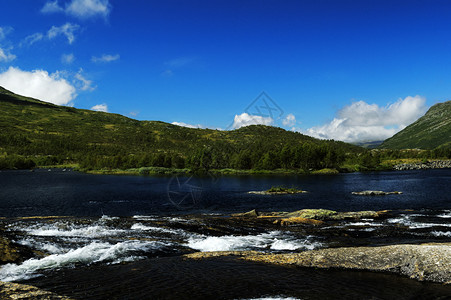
41;0;64;13
0;48;16;62
282;113;296;127
91;54;120;63
166;57;195;68
61;53;75;64
0;67;77;105
0;26;13;40
21;33;44;46
91;103;108;112
161;70;173;77
232;113;274;129
302;96;427;143
42;0;111;20
47;23;80;44
171;122;204;129
74;69;95;91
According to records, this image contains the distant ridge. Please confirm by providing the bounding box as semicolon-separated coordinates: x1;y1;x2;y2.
0;86;364;171
380;101;451;149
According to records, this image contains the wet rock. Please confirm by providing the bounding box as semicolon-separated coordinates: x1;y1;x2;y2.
231;209;260;218
185;243;451;284
274;217;324;226
0;236;23;264
285;209;337;220
352;191;403;196
0;281;73;299
232;209;388;223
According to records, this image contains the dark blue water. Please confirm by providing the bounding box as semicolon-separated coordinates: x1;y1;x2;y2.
0;169;450;217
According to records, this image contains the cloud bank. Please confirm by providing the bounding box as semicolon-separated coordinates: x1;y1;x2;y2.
232;113;274;129
302;96;427;143
0;67;76;105
42;0;111;20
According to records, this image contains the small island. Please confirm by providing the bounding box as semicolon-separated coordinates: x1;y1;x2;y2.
248;186;307;195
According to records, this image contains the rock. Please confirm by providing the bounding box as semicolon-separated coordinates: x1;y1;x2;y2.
230;209;389;223
352;191;402;196
285;209;337;220
231;209;260;217
0;281;73;299
394;160;451;171
274;217;324;226
0;236;23;264
185;243;451;284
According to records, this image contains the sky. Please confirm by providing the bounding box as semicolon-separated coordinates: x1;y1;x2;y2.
1;0;451;143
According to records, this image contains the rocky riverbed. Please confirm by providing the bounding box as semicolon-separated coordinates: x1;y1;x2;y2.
1;208;451;299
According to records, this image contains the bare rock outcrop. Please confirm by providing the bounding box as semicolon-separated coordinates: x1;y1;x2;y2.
186;243;451;284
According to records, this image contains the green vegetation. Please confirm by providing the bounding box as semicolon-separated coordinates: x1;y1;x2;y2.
0;87;449;174
311;168;339;175
266;186;304;194
380;101;451;149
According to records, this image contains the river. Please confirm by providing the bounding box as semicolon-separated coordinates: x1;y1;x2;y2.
0;169;450;299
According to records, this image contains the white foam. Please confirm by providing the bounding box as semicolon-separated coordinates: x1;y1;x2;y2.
132;215;190;223
239;297;301;300
0;240;170;282
16;239;66;254
387;215;451;229
438;211;451;218
25;224;126;238
132;215;160;221
187;231;321;252
346;222;382;227
431;231;451;237
131;223;185;235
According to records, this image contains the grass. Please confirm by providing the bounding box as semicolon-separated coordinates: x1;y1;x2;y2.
266;186;304;194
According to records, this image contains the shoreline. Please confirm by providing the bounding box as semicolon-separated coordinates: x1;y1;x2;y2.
1;159;450;176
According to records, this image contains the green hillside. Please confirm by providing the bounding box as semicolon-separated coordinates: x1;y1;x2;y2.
380;101;451;149
0;86;365;172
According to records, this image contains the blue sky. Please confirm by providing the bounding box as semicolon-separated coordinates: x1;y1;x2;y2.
1;0;451;142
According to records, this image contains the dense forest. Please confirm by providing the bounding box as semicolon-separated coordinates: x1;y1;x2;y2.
1;87;450;173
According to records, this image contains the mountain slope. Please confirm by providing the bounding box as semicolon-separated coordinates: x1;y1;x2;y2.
380;101;451;149
0;87;363;170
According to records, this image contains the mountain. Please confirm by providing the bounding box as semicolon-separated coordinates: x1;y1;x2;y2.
380;101;451;149
0;87;364;171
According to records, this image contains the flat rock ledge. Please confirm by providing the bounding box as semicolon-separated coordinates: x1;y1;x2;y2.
0;281;73;299
352;190;402;196
231;209;388;224
185;243;451;284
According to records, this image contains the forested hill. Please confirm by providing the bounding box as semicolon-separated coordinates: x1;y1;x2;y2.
380;101;451;150
1;86;366;171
